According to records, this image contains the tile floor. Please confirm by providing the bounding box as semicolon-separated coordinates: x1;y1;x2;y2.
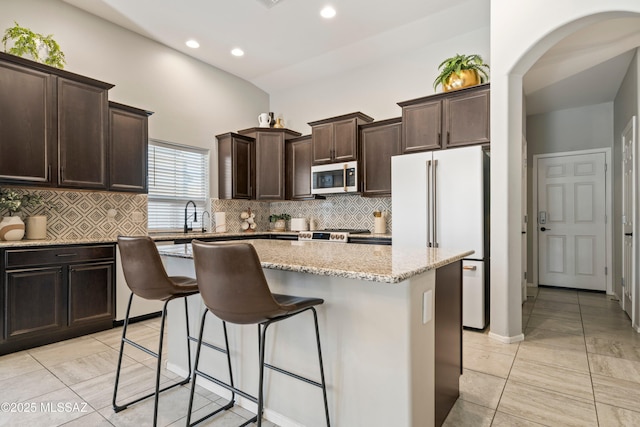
1;287;639;426
446;287;640;427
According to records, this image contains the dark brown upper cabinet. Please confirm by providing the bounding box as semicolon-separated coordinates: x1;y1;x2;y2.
0;52;114;189
308;112;373;165
238;128;301;201
109;102;152;193
359;118;402;197
398;84;490;154
286;135;314;200
217;132;255;200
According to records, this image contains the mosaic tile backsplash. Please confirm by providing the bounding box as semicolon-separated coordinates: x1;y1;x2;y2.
0;188;147;240
212;194;392;233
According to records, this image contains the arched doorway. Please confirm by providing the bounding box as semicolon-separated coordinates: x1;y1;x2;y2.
489;1;640;343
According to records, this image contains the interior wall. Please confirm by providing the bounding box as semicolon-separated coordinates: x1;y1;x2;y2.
525;102;614;287
270;26;489;134
2;0;270;196
613;48;639;301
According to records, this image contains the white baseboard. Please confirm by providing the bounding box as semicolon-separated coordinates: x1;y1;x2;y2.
488;331;524;344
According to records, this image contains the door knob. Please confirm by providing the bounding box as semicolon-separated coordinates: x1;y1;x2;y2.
540;227;550;231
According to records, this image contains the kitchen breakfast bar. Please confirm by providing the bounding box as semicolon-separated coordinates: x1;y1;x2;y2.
158;240;472;427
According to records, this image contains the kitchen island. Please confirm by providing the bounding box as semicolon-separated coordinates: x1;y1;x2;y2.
159;240;471;427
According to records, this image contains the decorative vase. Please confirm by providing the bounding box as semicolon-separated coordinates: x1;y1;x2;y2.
0;215;25;241
273;219;286;231
25;215;47;239
443;69;480;92
274;117;285;128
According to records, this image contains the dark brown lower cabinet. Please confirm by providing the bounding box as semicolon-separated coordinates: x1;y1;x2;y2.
1;244;115;355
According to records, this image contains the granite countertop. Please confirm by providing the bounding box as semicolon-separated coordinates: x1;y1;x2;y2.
157;239;472;284
0;230;392;248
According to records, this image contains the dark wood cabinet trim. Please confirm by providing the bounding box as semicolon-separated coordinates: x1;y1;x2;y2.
307;111;374;127
397;83;490;108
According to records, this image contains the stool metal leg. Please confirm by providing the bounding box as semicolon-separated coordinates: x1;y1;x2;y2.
311;307;331;427
113;294;193;426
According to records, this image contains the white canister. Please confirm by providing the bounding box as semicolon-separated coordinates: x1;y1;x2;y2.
25;215;47;239
374;216;386;234
290;218;308;232
214;212;226;232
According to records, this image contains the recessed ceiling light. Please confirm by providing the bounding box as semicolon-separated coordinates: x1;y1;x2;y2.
231;48;245;57
320;6;336;19
185;39;200;49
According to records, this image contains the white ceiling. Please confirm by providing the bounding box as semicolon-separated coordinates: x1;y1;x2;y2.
61;1;639;114
61;0;482;93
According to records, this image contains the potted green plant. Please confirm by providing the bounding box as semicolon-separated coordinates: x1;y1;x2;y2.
2;21;66;69
433;53;489;92
269;213;291;231
0;189;53;241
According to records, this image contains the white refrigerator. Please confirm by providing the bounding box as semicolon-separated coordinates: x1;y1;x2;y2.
392;145;489;329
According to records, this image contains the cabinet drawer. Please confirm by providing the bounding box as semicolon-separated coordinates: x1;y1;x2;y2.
5;245;115;268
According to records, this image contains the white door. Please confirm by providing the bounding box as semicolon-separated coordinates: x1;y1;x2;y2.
537;153;607;290
621;117;636;319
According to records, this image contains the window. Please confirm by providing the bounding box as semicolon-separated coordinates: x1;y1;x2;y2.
147;139;209;231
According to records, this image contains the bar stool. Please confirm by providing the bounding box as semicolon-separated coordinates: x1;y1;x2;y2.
113;236;199;426
187;240;330;427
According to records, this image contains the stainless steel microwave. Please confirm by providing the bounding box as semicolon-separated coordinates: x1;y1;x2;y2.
311;161;358;194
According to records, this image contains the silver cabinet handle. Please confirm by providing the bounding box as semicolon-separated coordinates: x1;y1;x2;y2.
426;160;432;247
463;265;477;271
433;159;438;248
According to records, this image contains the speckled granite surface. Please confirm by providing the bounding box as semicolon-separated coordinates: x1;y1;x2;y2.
157;240;472;284
0;231;391;248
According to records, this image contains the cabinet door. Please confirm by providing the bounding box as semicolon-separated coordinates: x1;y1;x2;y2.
402;100;442;153
0;61;55;186
255;133;285;200
333;118;358;162
68;262;114;327
58;78;108;189
233;137;253;199
286;137;313;200
443;88;490;148
109;106;148;193
360;122;401;197
5;267;65;339
311;123;333;165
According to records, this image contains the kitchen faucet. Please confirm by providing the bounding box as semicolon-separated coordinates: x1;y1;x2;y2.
201;211;210;233
184;200;197;233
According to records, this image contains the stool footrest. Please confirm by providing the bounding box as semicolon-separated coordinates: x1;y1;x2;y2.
263;362;324;389
113;378;188;412
194;368;257;404
188;398;237;426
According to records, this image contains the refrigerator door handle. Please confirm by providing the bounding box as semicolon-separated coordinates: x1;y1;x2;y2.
433;159;438;248
426;160;432;247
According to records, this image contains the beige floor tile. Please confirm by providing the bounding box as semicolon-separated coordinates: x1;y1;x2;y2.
99;385;211;427
441;399;494;427
580;303;629;319
526;314;584;336
0;386;93;427
48;348;136;386
28;336;112;368
168;400;267;427
592;374;640;412
536;288;579;304
498;380;597;426
524;327;586;352
0;351;43;381
521;314;530;329
0;368;66;402
585;335;640;362
463;346;515;378
517;340;589;372
93;322;161;349
588;353;640;383
578;292;620;308
529;306;582;321
532;299;580;313
458;369;506;409
508;358;593;401
491;411;546;426
61;410;114;426
463;330;519;356
596;402;640;427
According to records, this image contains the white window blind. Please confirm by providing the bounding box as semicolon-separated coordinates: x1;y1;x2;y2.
148;139;209;231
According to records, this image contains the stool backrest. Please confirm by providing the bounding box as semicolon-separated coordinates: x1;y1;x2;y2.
117;236;176;301
192;240;283;324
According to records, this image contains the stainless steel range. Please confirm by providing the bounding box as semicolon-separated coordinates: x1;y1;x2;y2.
298;229;371;243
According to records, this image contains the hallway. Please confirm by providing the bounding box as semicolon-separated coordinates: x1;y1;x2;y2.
445;287;640;426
